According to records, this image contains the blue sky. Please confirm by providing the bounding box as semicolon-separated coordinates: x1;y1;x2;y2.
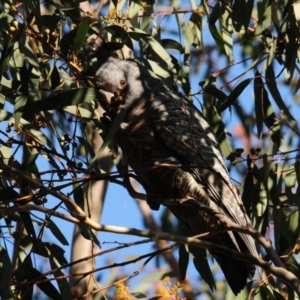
1;1;300;299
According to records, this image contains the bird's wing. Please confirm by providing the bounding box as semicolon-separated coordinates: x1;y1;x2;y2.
149;89;257;255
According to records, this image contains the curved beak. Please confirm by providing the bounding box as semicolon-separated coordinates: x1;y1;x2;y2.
97;89;114;110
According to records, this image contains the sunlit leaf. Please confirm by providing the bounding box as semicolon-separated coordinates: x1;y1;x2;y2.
255;1;271;36
140;270;176;282
209;25;225;53
19;35;39;68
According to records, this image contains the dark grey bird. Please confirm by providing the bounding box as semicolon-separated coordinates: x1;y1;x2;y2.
95;57;257;294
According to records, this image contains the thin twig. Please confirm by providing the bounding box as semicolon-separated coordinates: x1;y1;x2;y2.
2;203;300;294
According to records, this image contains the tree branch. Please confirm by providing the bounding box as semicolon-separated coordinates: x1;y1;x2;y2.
2;203;300;295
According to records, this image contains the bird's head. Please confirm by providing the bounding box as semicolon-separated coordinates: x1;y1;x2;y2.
95;57;162;113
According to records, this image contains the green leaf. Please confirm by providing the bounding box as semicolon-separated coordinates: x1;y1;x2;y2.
12;41;24;68
128;0;140;28
209;25;225;53
284;167;297;187
189;7;204;48
128;30;150;41
256;182;268;217
221;9;233;63
0;187;19;205
0;109;12;121
254;72;264;137
28;67;40;102
189;245;216;292
219;78;253;112
19;88;101;113
178;244;189;280
31;267;63;300
47;219;69;246
63;104;98;119
49;265;72;299
258;285;276;300
89;107;126;169
146;59;171;79
103;41;124;51
252;180;269;235
20;147;39;173
265;64;295;120
140;270;176;282
102;25;133;50
77;223;101;247
44;243;73;299
279;209;298;254
60;28;77;56
43;242;68;266
19;212;36;240
76;136;96;159
74;16;92;54
273;290;286;300
255;72;281;152
255;1;271;36
209;0;225;25
20;34;39;68
203;103;233;161
14;90;28;127
218;78;253;113
130;292;147;299
50;65;61;89
0;29;22;78
0;247;12;300
20;120;57;153
144;36;174;70
232;0;254;33
73;182;84;209
261;37;276;74
242;171;254;216
141;0;153;33
272;206;281;252
180;18;194;45
160;39;184;53
204;85;227;103
286;255;300;279
254;73;269;132
12;232;34;249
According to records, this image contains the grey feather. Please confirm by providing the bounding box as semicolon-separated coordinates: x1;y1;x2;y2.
95;57;258;295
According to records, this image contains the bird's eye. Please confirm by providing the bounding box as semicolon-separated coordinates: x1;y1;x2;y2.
120;79;126;86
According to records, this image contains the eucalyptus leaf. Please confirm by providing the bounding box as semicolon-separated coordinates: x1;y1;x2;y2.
19;88;101;113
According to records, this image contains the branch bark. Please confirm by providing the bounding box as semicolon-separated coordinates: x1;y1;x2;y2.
2;203;300;295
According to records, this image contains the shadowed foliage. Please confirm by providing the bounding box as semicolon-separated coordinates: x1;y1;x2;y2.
0;0;300;299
